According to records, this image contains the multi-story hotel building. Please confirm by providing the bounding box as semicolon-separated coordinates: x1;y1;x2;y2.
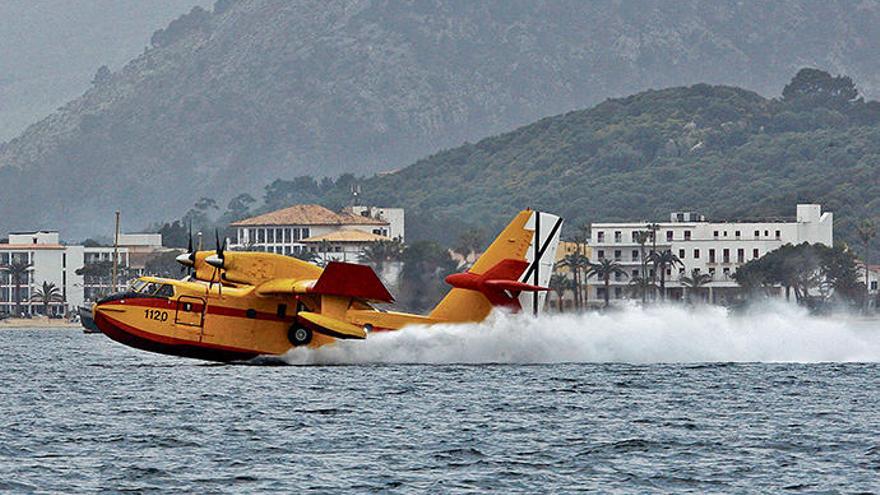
0;231;164;316
587;204;833;304
229;204;404;262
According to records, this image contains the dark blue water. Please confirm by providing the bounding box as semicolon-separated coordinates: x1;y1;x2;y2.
1;328;879;493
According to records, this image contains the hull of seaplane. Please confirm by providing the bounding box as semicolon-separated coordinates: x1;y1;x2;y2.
92;291;339;362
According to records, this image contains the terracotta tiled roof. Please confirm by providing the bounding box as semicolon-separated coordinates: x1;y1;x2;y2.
301;229;391;243
231;204;387;226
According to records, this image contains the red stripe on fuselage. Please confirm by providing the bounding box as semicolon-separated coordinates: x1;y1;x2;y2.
100;297;295;323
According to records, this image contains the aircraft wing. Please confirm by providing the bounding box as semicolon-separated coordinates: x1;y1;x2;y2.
254;261;393;303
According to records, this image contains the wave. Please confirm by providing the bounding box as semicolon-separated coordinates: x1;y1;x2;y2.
280;302;880;365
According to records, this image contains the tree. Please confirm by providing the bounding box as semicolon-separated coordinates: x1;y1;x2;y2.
556;252;590;310
548;273;573;312
782;68;859;109
648;249;683;301
453;228;484;267
680;268;713;302
0;259;32;315
222;193;256;222
633;230;651;303
645;223;661;299
360;239;405;275
144;250;186;278
398;241;458;312
586;258;628;308
856;220;876;309
32;282;63;317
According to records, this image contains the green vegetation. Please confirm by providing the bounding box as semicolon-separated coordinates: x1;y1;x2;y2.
0;260;32;315
32;282;63;316
733;243;863;309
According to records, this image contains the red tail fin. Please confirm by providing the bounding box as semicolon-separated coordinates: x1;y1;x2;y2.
445;259;548;309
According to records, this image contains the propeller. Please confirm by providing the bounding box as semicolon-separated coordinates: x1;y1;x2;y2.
206;229;226;297
175;222;197;277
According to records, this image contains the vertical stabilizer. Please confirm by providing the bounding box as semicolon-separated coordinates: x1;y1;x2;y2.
429;210;563;322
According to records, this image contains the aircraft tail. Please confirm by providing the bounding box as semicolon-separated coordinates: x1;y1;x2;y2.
429;210;563;322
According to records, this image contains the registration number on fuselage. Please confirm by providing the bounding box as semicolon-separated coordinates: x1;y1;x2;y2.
144;309;169;322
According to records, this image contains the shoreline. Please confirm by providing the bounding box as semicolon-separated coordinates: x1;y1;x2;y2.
0;318;82;329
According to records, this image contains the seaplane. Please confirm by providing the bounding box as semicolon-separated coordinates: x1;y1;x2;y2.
92;209;562;362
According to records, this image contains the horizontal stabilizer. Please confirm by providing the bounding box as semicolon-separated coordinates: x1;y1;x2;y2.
298;311;366;340
311;262;394;303
444;258;549;308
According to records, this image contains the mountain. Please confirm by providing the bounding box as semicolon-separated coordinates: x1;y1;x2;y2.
6;0;880;238
0;0;210;141
348;70;880;249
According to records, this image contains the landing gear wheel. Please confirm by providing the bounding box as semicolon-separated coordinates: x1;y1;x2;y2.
288;325;312;346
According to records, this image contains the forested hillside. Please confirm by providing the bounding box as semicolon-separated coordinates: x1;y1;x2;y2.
6;1;880;237
228;70;880;250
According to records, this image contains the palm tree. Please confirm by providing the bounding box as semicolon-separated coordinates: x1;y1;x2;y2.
548;273;574;312
680;269;713;302
556;252;590;310
856;220;876;309
645;223;661;300
32;282;64;317
627;276;656;300
648;249;683;301
586;258;628;308
318;240;333;265
0;259;32;316
633;230;651;303
360;239;405;285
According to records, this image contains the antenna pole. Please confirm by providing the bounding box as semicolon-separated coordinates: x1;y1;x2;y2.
112;210;120;293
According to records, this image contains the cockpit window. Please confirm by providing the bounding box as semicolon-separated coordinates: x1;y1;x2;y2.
142;282;159;294
155;284;174;298
130;280;148;293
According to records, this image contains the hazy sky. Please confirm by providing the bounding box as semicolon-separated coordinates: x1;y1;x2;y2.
0;0;210;141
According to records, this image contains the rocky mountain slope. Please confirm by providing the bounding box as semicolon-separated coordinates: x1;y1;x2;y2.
4;0;880;237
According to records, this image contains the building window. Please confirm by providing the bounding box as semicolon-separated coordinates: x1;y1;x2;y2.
596;232;605;243
723;249;730;263
649;269;655;278
709;267;716;276
713;230;719;239
666;231;673;241
597;250;605;260
597;287;606;299
872;281;878;291
694;249;700;259
632;250;639;260
614;287;622;299
775;230;781;240
764;230;769;237
302;228;310;239
735;230;741;239
631;231;639;242
632;269;639;278
723;267;730;277
678;249;685;259
754;230;760;238
684;231;691;241
284;229;292;243
709;249;716;263
737;248;744;263
753;248;759;259
614;231;622;243
257;229;265;243
614;250;621;260
614;271;622;281
666;268;672;276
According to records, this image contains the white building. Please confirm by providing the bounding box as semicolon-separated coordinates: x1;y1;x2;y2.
0;231;164;316
230;204;404;262
588;204;833;304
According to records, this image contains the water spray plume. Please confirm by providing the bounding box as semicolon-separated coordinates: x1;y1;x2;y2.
281;302;880;365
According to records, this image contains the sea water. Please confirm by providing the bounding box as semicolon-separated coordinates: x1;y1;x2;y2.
1;303;878;493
